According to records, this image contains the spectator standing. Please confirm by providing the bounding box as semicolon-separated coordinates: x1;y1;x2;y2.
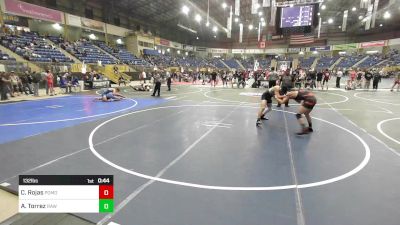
10;72;20;96
118;75;126;86
222;71;228;87
27;71;34;93
278;72;293;107
21;72;33;95
390;69;400;92
268;67;278;88
41;71;48;95
322;69;331;90
0;73;11;100
349;68;356;87
316;70;323;89
46;70;55;96
141;70;147;84
372;69;381;90
211;71;217;87
167;71;172;91
364;70;373;90
151;73;161;97
309;69;316;89
356;69;363;88
32;71;41;96
336;69;343;88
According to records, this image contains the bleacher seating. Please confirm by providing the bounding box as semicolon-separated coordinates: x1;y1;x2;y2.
95;42;148;66
259;58;271;69
239;58;253;70
224;58;240;69
388;55;400;66
298;57;315;69
1;32;73;63
336;55;364;69
62;39;116;64
358;55;385;68
209;58;226;68
316;56;339;70
0;50;16;61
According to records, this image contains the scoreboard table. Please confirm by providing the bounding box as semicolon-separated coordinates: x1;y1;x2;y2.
18;175;113;213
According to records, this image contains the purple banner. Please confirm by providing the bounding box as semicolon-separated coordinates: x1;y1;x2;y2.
4;0;63;23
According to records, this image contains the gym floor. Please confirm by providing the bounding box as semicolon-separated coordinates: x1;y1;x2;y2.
0;84;399;225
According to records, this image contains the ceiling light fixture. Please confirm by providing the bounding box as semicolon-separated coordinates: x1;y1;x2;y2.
52;23;62;30
181;5;189;15
88;34;96;40
222;2;227;9
248;24;253;30
321;5;326;10
212;26;218;32
195;14;202;22
328;18;333;24
383;11;391;19
352;7;357;11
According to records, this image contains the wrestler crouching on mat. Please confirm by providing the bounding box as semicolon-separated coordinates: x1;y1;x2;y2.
276;89;317;135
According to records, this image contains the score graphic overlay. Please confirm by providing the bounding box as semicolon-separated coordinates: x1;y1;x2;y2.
280;5;313;28
19;175;113;213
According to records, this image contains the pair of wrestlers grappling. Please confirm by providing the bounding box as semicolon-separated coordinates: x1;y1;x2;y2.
257;86;316;135
97;86;316;135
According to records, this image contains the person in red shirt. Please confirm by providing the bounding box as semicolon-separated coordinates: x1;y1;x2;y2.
322;69;331;90
349;69;356;84
46;70;55;96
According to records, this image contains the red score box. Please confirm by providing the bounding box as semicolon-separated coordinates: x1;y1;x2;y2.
99;185;114;199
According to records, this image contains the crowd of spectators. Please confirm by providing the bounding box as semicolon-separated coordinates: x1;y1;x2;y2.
0;70;84;101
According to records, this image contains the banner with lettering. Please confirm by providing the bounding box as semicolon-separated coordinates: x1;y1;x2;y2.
3;0;63;23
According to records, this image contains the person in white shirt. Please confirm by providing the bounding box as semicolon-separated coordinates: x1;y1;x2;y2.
141;70;147;84
336;69;343;88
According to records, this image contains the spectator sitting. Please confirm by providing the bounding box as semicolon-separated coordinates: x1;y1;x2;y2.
59;74;72;93
118;75;126;86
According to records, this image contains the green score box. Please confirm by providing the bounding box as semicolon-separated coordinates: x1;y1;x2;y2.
99;199;114;213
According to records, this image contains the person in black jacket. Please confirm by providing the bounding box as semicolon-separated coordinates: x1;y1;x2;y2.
309;69;317;89
167;72;172;91
151;73;161;97
316;70;323;89
364;71;373;90
32;72;41;97
0;73;11;100
372;70;382;90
